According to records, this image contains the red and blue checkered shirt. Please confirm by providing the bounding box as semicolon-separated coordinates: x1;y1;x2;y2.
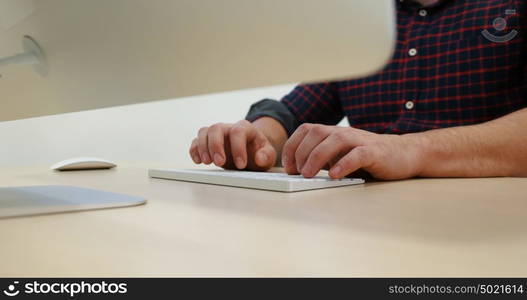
249;0;527;135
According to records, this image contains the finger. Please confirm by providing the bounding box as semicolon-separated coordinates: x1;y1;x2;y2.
281;123;312;174
301;134;347;178
189;138;201;164
197;127;212;164
252;129;276;165
229;120;255;169
329;146;373;179
253;142;276;169
294;126;331;174
207;123;227;167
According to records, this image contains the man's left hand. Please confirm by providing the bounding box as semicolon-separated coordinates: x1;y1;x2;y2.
281;124;425;180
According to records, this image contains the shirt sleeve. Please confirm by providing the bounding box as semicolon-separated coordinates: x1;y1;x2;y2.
245;82;344;137
245;98;300;137
280;82;344;126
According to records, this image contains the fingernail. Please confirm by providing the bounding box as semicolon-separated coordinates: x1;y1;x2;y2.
214;153;224;165
192;155;201;164
203;153;211;164
332;166;342;176
302;166;312;177
235;157;244;168
258;152;268;164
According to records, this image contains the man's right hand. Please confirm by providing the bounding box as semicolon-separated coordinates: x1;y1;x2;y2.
189;120;277;171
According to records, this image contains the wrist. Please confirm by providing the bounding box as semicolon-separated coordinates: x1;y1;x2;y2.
401;132;432;177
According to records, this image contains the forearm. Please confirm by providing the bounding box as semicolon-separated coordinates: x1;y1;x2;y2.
405;108;527;177
252;117;288;160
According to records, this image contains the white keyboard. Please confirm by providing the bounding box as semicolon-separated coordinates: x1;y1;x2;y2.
148;168;364;192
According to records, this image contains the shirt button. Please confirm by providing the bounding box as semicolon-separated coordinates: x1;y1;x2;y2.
419;9;428;17
408;48;418;56
405;101;415;110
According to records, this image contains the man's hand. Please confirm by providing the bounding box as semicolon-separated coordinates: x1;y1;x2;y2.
281;124;424;180
189;120;277;171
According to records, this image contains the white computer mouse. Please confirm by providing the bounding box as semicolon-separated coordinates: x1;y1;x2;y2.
51;157;117;171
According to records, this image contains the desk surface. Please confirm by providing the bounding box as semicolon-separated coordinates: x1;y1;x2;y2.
1;165;526;277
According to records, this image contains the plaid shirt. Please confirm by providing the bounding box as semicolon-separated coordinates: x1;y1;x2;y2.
264;0;527;135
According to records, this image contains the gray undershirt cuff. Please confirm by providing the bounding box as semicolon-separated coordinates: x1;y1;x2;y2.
245;99;300;137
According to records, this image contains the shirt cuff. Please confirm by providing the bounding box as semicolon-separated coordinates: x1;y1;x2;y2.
245;99;300;137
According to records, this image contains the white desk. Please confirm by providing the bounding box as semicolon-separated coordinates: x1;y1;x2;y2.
1;165;526;277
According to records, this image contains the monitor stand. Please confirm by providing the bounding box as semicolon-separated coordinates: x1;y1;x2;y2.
0;185;146;219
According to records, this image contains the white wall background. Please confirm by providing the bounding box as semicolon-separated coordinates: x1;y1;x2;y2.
0;84;298;167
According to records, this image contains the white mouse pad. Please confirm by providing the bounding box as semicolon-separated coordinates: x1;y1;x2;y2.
0;185;146;219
